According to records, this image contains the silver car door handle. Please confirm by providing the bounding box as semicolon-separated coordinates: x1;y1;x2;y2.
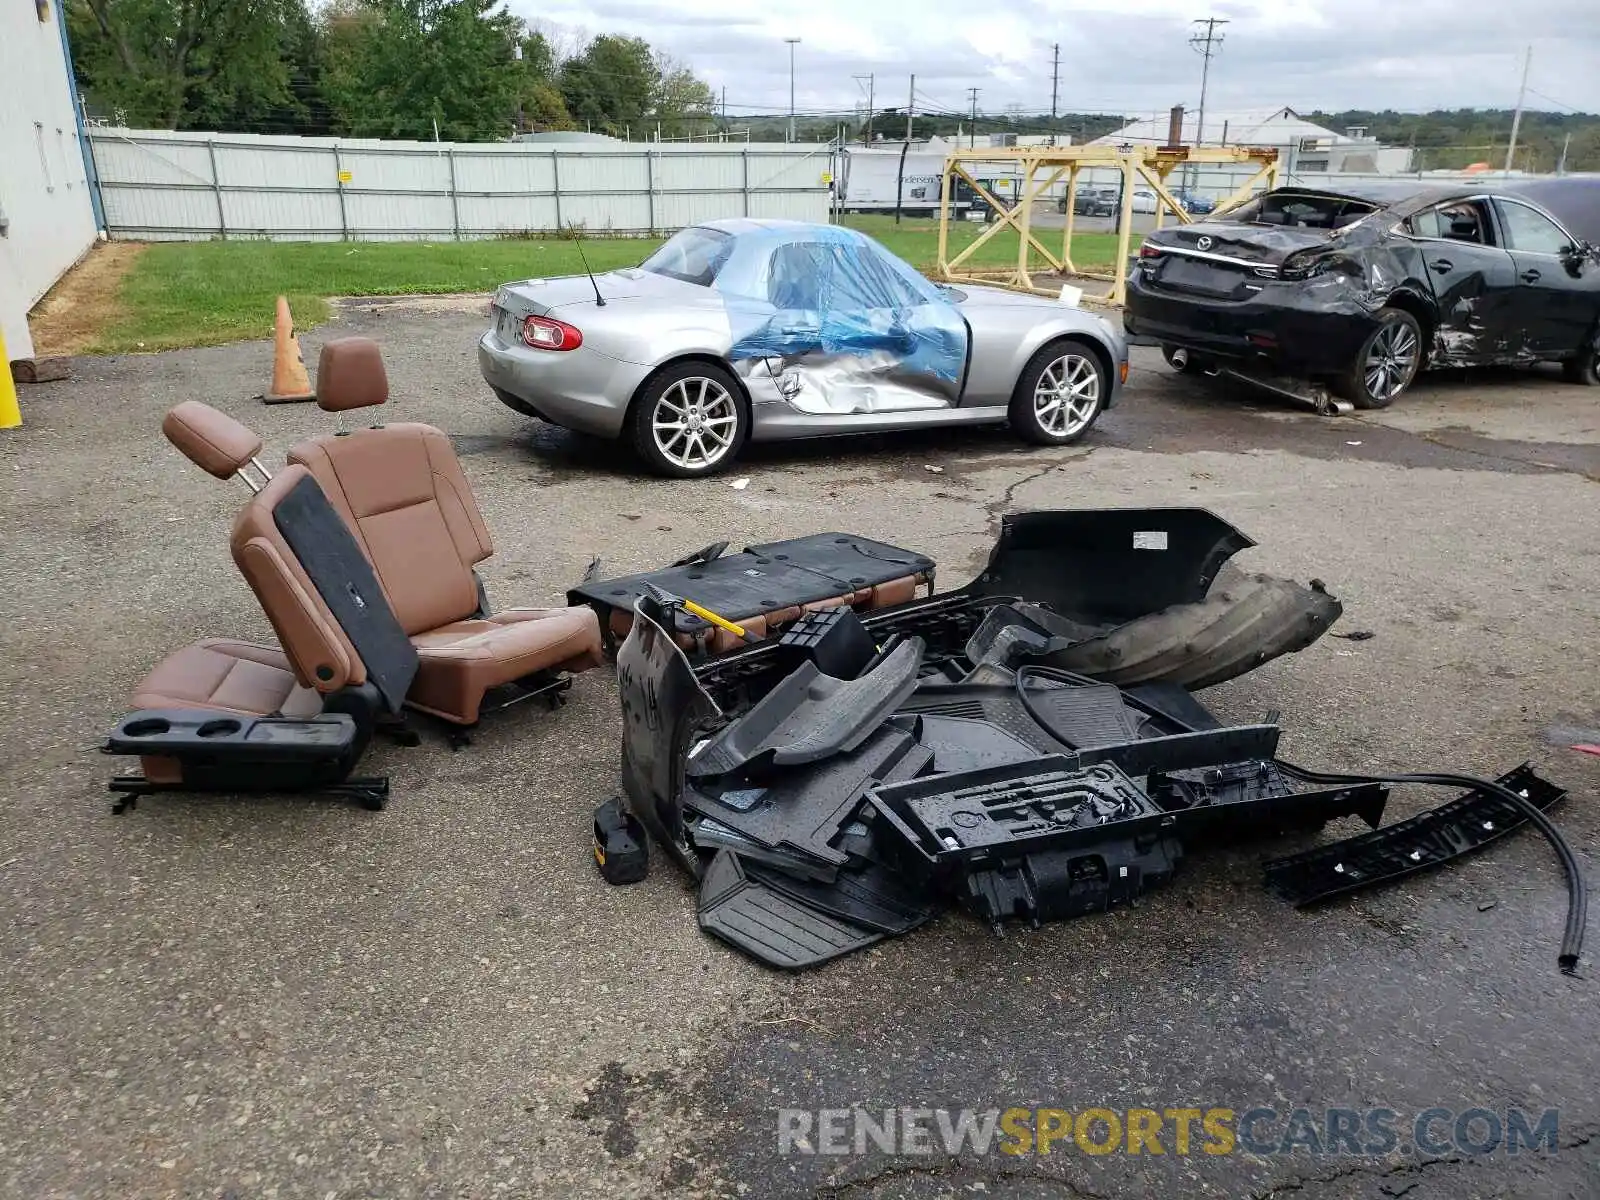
1430;259;1453;273
1519;268;1541;283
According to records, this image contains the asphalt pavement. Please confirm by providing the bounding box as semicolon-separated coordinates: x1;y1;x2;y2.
1;304;1597;1199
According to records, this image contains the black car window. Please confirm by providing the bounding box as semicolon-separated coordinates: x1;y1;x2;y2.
1226;192;1379;229
1406;201;1494;246
640;226;734;286
1496;201;1575;255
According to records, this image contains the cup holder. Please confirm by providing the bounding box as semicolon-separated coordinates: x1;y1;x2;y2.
123;717;173;738
197;718;243;739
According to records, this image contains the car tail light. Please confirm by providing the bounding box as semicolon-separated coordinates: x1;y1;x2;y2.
1138;243;1163;258
522;315;583;351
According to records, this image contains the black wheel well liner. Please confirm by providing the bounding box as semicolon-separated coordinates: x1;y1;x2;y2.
1380;289;1436;358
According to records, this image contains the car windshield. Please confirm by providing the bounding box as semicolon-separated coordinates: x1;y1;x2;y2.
1223;191;1380;230
640;226;734;286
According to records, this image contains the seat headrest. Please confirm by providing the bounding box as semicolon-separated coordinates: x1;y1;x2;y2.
163;401;264;480
317;338;389;412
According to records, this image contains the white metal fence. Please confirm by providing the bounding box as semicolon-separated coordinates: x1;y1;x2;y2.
86;128;834;241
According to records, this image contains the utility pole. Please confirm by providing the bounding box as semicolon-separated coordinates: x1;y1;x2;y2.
854;73;874;145
1188;16;1228;191
968;87;980;149
1504;45;1531;175
1050;43;1060;122
1189;17;1228;152
906;74;915;141
785;37;801;143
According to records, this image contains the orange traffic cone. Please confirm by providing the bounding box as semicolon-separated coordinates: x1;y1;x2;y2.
260;295;315;404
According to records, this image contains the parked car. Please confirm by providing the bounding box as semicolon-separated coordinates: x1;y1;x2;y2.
1124;180;1600;407
478;219;1127;476
1171;188;1216;215
1130;188;1159;215
1059;186;1118;217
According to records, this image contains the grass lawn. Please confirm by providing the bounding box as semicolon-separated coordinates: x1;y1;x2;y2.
88;216;1123;353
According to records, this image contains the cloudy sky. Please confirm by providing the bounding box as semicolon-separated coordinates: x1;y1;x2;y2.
508;0;1600;124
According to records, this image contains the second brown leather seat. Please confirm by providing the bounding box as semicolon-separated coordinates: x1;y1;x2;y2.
287;338;602;724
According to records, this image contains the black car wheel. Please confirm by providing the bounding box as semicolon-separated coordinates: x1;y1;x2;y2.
628;361;749;478
1009;338;1106;446
1562;345;1599;386
1339;309;1423;409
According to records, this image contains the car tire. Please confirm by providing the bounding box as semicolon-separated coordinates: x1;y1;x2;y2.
1561;345;1599;385
1009;338;1107;446
628;361;749;478
491;386;543;419
1338;309;1423;409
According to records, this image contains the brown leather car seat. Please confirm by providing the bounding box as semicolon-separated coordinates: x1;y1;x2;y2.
134;402;323;719
286;337;603;724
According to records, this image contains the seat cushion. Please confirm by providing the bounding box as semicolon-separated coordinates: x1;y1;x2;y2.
407;607;604;724
132;640;321;718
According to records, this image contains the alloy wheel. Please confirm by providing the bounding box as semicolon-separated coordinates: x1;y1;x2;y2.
651;377;739;471
1364;321;1420;402
1033;353;1101;437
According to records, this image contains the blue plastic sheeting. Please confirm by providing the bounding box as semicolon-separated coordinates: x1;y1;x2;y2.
712;224;969;385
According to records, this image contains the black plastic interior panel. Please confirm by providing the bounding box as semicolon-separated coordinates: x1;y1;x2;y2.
1150;761;1389;838
570;532;934;637
687;638;924;778
685;726;935;876
273;474;419;713
871;759;1163;867
697;850;884;970
1072;724;1282;777
1262;764;1565;907
105;708;363;793
965;836;1184;926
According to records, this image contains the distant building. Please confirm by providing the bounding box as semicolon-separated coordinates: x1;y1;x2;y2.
0;0;100;366
1092;106;1414;174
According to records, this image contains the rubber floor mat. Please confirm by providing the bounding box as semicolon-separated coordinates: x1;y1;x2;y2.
745;858;937;936
1021;682;1144;748
697;850;883;969
687;637;924;778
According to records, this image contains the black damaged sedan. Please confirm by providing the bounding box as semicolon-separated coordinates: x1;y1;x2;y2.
1125;179;1600;408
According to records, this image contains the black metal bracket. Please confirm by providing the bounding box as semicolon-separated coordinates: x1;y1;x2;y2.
109;774;391;815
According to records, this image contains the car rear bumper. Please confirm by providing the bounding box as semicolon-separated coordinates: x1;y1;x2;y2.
477;329;643;438
1124;273;1378;377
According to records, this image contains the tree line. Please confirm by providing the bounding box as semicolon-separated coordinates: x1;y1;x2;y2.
1308;109;1600;174
66;0;717;142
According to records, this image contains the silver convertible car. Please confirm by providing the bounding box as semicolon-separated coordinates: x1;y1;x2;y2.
478;219;1128;476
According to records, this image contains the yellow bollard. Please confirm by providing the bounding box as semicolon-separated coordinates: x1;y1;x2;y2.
0;330;20;429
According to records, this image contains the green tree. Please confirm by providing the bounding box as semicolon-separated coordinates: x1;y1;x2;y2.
67;0;306;130
653;54;714;138
514;29;570;131
558;35;657;136
321;0;522;141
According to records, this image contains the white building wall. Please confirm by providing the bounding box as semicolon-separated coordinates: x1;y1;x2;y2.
0;1;98;361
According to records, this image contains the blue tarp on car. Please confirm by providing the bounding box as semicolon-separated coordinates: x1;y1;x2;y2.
714;224;969;384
